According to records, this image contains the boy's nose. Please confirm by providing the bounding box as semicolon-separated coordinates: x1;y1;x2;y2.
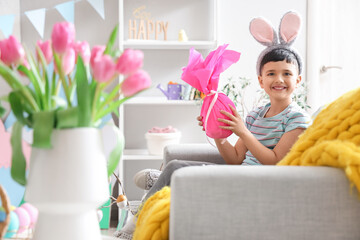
275;76;284;83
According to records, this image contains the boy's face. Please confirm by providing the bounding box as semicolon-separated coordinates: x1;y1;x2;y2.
258;60;301;103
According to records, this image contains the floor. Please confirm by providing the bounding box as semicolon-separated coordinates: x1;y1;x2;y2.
101;228;117;239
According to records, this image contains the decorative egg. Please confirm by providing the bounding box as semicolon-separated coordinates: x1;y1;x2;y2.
14;207;31;233
4;211;19;238
21;203;39;228
116;194;127;209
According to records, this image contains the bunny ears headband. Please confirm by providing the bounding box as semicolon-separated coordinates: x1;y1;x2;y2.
249;11;302;75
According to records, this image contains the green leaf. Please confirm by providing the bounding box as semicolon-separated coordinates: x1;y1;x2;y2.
75;56;91;127
32;110;56;148
0;64;38;111
89;80;97;100
0;100;5;118
56;107;79;129
9;91;31;127
0;61;23;89
35;46;51;110
24;48;47;109
95;96;130;121
107;126;124;177
10;121;27;186
54;52;72;106
104;24;119;55
17;65;42;107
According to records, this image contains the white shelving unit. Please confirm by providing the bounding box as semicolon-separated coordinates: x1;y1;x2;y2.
118;0;218;201
124;40;217;49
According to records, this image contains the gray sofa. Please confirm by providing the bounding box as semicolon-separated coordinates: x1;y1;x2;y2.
163;144;360;240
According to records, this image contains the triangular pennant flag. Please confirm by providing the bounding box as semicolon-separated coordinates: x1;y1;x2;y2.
0;14;15;37
87;0;105;20
25;8;46;38
55;1;75;23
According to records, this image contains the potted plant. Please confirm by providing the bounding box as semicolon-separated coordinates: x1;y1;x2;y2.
0;22;151;240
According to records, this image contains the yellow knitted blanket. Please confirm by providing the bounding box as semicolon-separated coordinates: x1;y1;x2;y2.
277;87;360;192
133;187;171;240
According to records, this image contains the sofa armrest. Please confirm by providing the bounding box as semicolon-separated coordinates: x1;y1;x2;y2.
163;143;225;166
170;165;360;240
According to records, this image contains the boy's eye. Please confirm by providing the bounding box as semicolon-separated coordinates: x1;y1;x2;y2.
267;72;275;76
284;72;292;76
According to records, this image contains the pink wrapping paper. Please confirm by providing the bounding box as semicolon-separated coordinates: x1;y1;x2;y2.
181;44;241;139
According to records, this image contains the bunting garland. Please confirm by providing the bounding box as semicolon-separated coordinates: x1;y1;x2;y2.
55;1;75;24
0;0;105;39
87;0;105;20
24;8;46;38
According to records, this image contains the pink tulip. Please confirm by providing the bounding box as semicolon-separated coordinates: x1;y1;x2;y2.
121;69;151;97
0;35;25;66
36;40;53;64
74;41;91;66
92;54;116;82
22;58;30;69
61;47;76;75
116;49;144;75
90;45;106;68
51;22;75;55
54;47;75;75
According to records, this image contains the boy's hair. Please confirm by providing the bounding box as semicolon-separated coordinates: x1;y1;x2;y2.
259;48;301;75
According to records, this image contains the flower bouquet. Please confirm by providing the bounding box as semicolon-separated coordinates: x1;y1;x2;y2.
0;22;151;186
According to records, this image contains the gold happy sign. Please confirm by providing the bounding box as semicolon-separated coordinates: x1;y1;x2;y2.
128;5;169;40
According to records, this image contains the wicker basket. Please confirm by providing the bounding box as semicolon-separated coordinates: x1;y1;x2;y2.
0;184;11;239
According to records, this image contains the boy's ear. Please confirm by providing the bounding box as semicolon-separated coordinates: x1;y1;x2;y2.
296;75;302;87
258;75;264;88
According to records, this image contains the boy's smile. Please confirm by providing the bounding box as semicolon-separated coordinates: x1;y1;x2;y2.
258;60;301;105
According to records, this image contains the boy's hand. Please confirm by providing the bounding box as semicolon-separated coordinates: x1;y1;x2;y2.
197;116;205;131
218;105;247;137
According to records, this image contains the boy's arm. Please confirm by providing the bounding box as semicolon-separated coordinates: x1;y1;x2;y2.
218;105;304;165
214;138;247;165
236;128;304;165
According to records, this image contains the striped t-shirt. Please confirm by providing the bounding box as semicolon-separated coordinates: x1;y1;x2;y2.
242;102;311;165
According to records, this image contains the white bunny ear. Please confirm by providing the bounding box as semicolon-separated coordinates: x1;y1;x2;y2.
279;11;301;45
249;17;278;46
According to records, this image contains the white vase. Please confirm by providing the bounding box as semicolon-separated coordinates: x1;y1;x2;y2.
25;128;110;240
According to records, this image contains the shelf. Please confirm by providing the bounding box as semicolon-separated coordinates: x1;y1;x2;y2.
123;149;163;161
124;40;217;50
125;97;202;105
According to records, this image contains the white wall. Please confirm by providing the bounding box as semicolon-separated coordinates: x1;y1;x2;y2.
217;0;307;111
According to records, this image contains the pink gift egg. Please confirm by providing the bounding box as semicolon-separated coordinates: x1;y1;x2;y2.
14;207;31;233
21;203;39;228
